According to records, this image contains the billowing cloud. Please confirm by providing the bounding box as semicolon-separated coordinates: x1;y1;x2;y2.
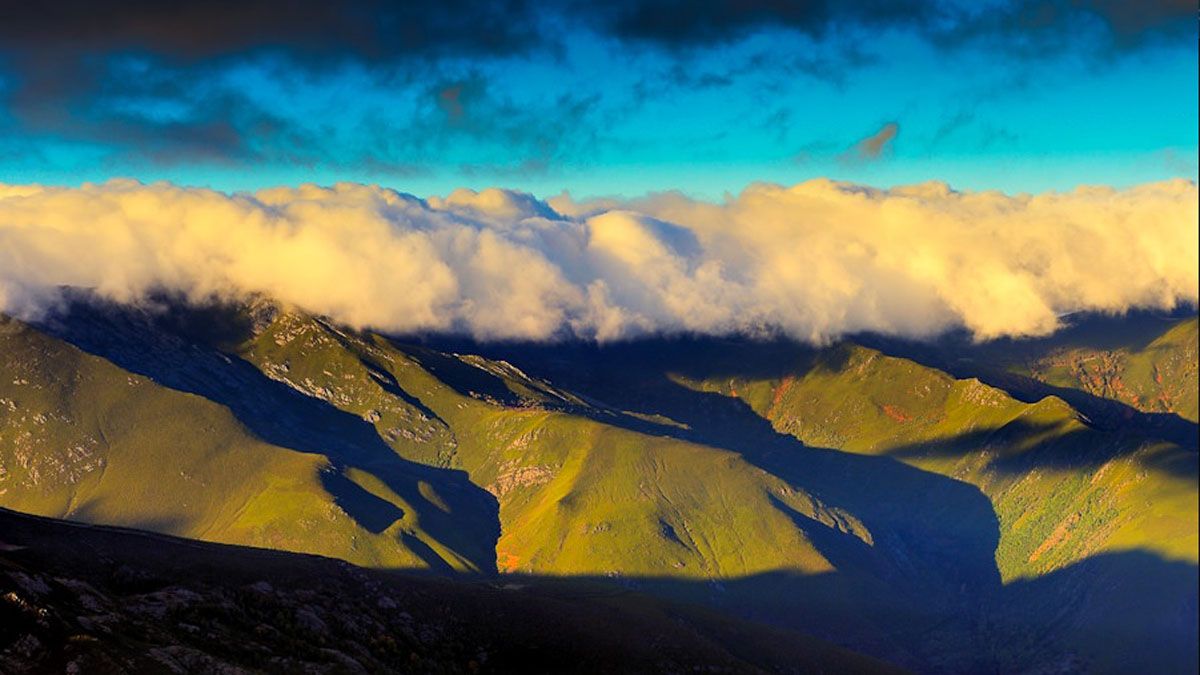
0;178;1196;342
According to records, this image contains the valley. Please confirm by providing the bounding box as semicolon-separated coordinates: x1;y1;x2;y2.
1;299;1195;672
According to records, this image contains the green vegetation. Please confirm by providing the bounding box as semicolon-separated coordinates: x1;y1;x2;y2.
0;303;1195;673
677;340;1196;571
235;306;854;582
0;314;491;571
1016;316;1198;422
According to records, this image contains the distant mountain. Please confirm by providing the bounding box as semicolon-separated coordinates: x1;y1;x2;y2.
1;296;1195;673
1006;315;1198;423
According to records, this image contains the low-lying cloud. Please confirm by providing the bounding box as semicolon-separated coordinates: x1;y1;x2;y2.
1;178;1196;342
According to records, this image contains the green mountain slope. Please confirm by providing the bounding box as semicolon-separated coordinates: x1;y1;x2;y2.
0;299;1195;673
677;343;1197;577
0;313;497;571
230;305;961;662
658;342;1196;674
1015;316;1198;422
233;305;860;582
469;333;1197;674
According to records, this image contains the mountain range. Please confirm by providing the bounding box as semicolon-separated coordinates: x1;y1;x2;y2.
1;294;1195;673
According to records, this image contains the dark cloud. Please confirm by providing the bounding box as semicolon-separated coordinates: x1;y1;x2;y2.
1;1;1189;90
0;1;540;63
0;0;545;167
11;66;343;169
388;75;605;177
2;0;1189;58
590;0;932;48
582;0;1194;53
0;0;1191;171
438;85;468;123
927;0;1198;59
930;110;976;147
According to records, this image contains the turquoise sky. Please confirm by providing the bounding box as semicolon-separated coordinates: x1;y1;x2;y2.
0;3;1195;200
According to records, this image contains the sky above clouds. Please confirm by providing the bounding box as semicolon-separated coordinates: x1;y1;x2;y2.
0;0;1196;199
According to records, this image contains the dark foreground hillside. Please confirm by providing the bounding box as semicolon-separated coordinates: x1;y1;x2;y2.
0;507;897;674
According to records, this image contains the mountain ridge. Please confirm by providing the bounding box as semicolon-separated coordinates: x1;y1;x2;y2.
1;295;1195;672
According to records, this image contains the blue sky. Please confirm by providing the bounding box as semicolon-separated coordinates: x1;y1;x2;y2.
0;1;1195;200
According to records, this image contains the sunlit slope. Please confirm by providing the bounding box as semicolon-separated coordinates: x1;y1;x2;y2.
3;300;1194;671
7;302;881;588
682;343;1197;577
1017;316;1198;422
0;315;494;571
671;343;1196;672
482;335;1196;672
235;308;866;581
232;308;1008;664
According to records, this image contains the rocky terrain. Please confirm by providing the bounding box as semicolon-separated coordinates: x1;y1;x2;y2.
0;507;896;674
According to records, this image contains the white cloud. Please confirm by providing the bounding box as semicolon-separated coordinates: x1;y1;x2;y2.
1;178;1196;342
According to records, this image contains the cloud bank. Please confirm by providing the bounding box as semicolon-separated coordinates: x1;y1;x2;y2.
0;178;1196;342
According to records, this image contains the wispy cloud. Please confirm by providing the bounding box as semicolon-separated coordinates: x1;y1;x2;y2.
841;121;899;164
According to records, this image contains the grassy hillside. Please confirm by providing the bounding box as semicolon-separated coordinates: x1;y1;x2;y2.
0;313;496;571
1016;316;1198;422
473;335;1197;673
676;343;1197;578
232;305;859;583
228;304;943;660
1;300;1195;672
667;344;1197;674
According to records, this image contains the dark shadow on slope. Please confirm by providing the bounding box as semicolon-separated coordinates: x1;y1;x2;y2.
379;331;1196;660
35;298;500;574
389;343;527;407
398;332;832;385
876;309;1196;360
854;327;1200;453
5;507;1194;674
510;332;1198;475
449;336;1195;670
444;338;1005;636
398;532;456;575
442;334;1197;670
768;495;890;580
58;501;190;542
881;416;1200;478
360;358;447;427
318;468;405;535
0;506;906;674
990;550;1199;674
